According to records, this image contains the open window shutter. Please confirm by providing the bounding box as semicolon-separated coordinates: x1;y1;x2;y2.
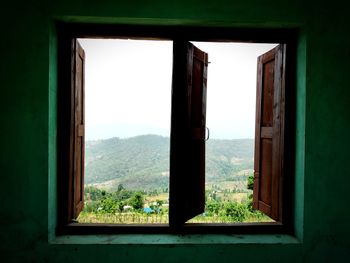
253;44;285;222
69;39;85;220
170;41;208;226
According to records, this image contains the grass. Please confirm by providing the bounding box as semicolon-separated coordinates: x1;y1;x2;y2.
78;211;168;224
77;210;272;224
189;212;273;223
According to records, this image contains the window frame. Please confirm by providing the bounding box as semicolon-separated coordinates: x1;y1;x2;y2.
56;22;297;235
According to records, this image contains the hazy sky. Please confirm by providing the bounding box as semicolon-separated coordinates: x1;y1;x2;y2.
78;39;277;140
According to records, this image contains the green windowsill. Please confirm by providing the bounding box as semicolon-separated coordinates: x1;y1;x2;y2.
51;234;300;245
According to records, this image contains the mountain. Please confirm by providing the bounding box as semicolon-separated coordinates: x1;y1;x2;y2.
85;135;254;191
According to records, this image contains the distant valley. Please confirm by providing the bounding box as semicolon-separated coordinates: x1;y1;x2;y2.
85;135;254;191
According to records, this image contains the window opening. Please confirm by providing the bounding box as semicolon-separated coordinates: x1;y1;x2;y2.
65;36;286;228
187;42;278;223
76;39;173;224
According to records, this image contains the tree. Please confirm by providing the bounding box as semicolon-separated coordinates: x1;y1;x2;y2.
98;197;117;213
206;200;221;216
222;202;248;222
117;183;124;192
156;199;164;206
129;192;144;210
247;174;254;190
84;186;103;201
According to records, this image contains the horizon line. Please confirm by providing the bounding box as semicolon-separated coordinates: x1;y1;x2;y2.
86;133;255;141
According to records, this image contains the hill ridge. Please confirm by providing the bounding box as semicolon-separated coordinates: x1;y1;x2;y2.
85;134;254;191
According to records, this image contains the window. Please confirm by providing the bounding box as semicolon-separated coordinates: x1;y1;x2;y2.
57;24;295;234
253;45;285;221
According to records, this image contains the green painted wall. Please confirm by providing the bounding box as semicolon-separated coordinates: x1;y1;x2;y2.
1;0;349;262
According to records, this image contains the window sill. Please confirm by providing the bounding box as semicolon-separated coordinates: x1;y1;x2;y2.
51;233;300;245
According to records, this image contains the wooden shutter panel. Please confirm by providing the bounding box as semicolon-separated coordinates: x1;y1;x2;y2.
170;41;208;226
69;39;85;220
253;44;285;222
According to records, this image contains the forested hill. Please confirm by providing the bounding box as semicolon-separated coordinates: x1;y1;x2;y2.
85;135;254;191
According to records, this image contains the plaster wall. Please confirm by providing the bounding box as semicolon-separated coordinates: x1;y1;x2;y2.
1;0;349;262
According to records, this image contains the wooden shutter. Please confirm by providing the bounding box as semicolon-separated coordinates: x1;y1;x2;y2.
69;39;85;220
253;44;285;222
170;41;208;226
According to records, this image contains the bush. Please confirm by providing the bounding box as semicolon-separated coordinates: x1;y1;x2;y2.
247;193;254;212
84;200;99;212
247;174;254;190
129;192;144;210
206;200;222;216
98;197;118;213
222;202;248;222
85;185;104;201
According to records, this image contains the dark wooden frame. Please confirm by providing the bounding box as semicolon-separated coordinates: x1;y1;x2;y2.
56;22;297;235
169;41;208;227
69;40;86;220
253;44;286;222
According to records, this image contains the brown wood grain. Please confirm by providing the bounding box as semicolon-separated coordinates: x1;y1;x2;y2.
68;39;85;221
253;44;286;222
169;41;208;227
187;43;208;222
74;40;85;219
260;139;272;207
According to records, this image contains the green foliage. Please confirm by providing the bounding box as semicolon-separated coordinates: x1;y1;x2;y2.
85;135;170;190
85;186;104;201
81;186;272;224
84;186;132;213
129;192;144;210
156;199;164;206
247;174;254;190
206;139;254;181
113;188;133;201
149;199;164;213
85;135;254;191
82;134;261;223
247;193;254;212
204;197;269;222
98;197;118;213
117;183;124;192
206;200;221;216
83;200;100;213
222;202;248;222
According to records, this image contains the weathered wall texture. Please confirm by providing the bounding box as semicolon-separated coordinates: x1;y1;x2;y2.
1;0;349;262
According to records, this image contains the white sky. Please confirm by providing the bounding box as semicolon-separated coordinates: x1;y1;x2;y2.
78;39;277;140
